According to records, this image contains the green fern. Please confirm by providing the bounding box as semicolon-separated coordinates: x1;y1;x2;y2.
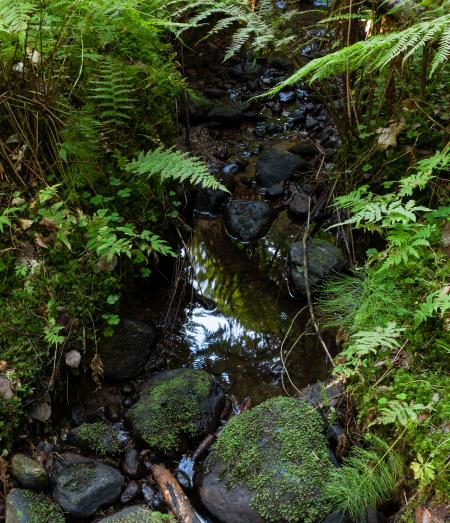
0;0;36;36
324;434;403;521
373;399;427;427
125;147;227;191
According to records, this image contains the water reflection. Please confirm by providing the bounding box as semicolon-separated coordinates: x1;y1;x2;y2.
171;214;332;404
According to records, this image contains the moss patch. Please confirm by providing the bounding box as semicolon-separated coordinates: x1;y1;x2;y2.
63;463;97;491
22;490;65;523
129;370;213;453
209;396;334;523
102;508;175;522
76;421;122;455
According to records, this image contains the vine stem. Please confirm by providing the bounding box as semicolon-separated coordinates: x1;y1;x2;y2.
302;197;334;366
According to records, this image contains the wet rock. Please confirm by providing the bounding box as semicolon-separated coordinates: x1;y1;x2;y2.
265;183;284;200
98;319;156;381
120;480;139;503
285;107;306;125
199;397;335;523
288;141;318;159
51;454;124;518
256;148;307;187
6;489;64;523
288;238;346;294
122;449;146;479
278;91;296;103
193;174;235;216
222;163;240;175
306;116;320;130
224;200;277;243
70;404;87;426
105;401;122;422
121;383;135;396
69;421;122;456
141;483;157;504
11;454;48;490
300;380;345;409
129;369;225;454
97;506;173;522
287;192;310;219
207;101;253;125
232;62;262;80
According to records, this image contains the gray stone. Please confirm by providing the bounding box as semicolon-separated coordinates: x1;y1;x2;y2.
289;238;346;294
121;449;145;479
6;489;64;523
224;200;277;243
11;454;48;490
97;506;172;522
51;454;124;518
256;148;307;187
99;319;155;381
287;192;310;219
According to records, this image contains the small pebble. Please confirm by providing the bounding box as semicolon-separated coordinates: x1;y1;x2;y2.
120;480;139;503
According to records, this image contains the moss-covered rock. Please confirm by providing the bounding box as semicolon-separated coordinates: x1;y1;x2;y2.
70;421;122;455
6;488;64;523
11;454;48;490
199;396;335;523
97;506;175;522
129;369;225;454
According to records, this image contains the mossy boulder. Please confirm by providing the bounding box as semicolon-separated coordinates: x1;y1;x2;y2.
11;454;48;490
289;239;346;295
69;421;122;456
199;396;335;523
6;489;64;523
51;454;124;518
97;506;175;522
128;369;225;454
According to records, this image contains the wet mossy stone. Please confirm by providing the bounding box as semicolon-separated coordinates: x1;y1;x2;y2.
289;239;346;295
199;396;335;523
99;319;156;381
129;369;225;454
224;200;277;243
69;421;122;456
11;454;48;490
6;488;64;523
97;506;175;522
51;454;124;518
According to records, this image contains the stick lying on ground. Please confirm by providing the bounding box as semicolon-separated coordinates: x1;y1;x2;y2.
151;463;202;523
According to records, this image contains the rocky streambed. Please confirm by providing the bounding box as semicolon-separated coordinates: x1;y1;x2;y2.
3;4;363;523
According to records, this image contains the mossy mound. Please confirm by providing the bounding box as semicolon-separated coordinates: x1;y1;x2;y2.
71;421;122;455
98;506;175;522
202;396;335;523
129;369;225;454
6;488;64;523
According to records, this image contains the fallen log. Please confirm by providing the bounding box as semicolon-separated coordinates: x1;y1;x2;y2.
192;433;216;462
151;463;202;523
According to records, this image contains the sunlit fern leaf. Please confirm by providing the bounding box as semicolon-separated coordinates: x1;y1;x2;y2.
125;147;228;191
0;0;36;35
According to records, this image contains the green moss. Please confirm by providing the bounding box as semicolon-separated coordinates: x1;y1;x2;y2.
64;463;97;491
22;490;65;523
129;370;213;453
105;508;175;522
209;396;334;523
76;421;122;455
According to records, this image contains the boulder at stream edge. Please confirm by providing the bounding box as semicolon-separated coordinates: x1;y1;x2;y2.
224;200;277;243
51;453;124;518
6;489;64;523
98;319;156;381
288;238;346;295
256;148;307;187
128;369;225;454
198;396;336;523
97;506;175;522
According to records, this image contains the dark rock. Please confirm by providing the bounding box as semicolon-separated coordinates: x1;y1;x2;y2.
51;454;124;518
69;421;122;456
207;102;253;125
253;125;266;138
232;62;262;80
121;383;135;396
6;489;64;523
288;141;317;159
70;405;87;426
129;369;225;454
265;183;284;200
11;454;48;490
222;163;240;175
105;402;122;422
271;103;282;116
214;148;230;161
285;107;306;125
266;123;283;134
288;238;346;294
256;148;307;187
288;192;310;219
141;483;156;504
224;200;277;243
122;449;146;479
97;506;169;522
99;319;156;381
300;380;345;409
306;116;320;130
203;87;227;99
324;148;337;160
199;397;335;523
122;397;135;408
278;91;296;103
120;480;139;503
193;174;235;216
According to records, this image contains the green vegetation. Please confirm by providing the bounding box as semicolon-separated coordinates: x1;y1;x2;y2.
75;422;122;455
210;397;334;523
102;507;175;523
64;463;97;491
21;490;65;523
129;370;214;453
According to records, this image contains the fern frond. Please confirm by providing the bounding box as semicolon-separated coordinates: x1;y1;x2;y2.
125;147;227;191
0;0;36;35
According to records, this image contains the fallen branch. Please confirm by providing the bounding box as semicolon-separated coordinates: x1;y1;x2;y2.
151;463;202;523
302;197;334;366
192;433;216;462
